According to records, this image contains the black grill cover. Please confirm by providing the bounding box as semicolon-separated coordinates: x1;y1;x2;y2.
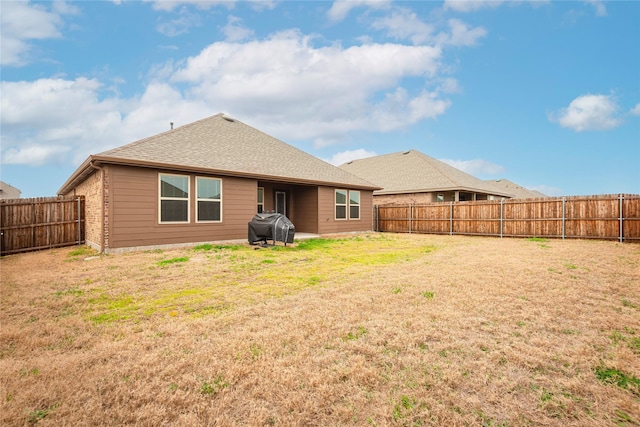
248;213;295;245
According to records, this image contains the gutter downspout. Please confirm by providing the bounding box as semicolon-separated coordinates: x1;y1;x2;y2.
89;161;106;253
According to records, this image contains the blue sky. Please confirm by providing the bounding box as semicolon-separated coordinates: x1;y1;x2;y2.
1;0;639;198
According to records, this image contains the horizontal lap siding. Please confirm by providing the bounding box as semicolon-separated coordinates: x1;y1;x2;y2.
293;186;318;233
317;187;373;234
108;166;256;249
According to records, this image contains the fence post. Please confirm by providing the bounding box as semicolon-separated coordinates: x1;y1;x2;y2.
500;198;503;238
619;194;624;243
449;202;453;236
409;203;412;234
562;197;566;240
375;205;379;232
77;197;82;245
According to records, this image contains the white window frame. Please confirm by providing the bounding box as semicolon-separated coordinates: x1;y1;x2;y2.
196;177;222;223
159;173;190;224
335;189;348;220
257;187;264;213
349;190;360;220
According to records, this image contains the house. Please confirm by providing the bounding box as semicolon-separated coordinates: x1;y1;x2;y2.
58;113;379;253
339;149;513;204
0;181;21;200
485;179;547;199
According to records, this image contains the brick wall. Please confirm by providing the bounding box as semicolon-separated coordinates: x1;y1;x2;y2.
374;192;436;205
65;168;104;250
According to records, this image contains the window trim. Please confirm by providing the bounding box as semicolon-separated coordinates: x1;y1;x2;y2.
335;189;348;220
195;176;223;223
257;187;264;213
349;190;361;220
159;173;190;224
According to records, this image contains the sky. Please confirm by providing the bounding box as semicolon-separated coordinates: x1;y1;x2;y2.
1;0;639;198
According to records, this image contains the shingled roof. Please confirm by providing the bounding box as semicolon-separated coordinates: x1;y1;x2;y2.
485;179;546;199
59;113;378;194
339;149;513;197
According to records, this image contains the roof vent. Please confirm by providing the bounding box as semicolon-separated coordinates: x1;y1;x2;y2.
402;150;411;155
222;115;235;122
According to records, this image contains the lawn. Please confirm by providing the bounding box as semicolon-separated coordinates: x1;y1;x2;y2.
1;233;639;426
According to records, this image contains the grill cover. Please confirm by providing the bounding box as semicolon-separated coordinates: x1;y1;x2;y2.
248;213;295;245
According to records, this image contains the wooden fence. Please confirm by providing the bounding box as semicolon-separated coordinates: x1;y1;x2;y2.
0;196;85;256
374;194;640;242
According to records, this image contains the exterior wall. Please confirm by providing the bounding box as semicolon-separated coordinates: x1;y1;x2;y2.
63;168;105;250
374;191;507;205
107;165;256;250
292;186;319;234
317;186;374;234
374;192;438;205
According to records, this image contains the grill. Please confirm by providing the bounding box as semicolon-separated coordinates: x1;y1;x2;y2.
248;212;295;246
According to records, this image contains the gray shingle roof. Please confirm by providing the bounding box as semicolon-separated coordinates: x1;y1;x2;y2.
60;113;378;193
485;179;547;199
339;149;514;197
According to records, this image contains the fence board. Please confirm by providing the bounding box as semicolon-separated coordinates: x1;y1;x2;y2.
375;194;640;242
0;196;85;255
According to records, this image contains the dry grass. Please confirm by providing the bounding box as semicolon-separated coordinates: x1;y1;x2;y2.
1;233;639;426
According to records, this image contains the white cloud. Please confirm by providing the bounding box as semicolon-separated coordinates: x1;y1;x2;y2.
168;30;449;145
0;1;77;66
443;0;549;13
440;158;505;176
550;94;623;132
443;0;506;12
371;8;435;45
2;145;72;167
222;16;255;42
439;19;487;46
156;11;201;37
325;149;378;166
630;103;640;116
371;10;486;47
327;0;391;22
0;78;125;166
584;0;607;17
1;27;457;167
146;0;233;12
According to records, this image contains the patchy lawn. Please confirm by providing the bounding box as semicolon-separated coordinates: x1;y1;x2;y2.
1;233;639;426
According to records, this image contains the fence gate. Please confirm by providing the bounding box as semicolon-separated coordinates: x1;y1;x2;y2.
0;196;85;256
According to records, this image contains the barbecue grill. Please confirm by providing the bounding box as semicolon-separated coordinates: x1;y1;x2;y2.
248;212;295;246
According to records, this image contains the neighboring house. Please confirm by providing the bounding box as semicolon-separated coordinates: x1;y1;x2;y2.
485;179;546;199
0;181;21;200
58;113;379;252
339;149;514;204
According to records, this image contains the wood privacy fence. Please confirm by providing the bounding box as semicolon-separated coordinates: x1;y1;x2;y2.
0;196;85;256
374;194;640;242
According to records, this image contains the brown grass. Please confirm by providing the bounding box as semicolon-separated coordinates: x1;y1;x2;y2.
1;233;639;426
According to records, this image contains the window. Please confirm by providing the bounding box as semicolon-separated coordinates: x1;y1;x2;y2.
335;190;347;220
437;194;444;202
196;177;222;222
349;190;360;220
257;187;264;213
159;174;189;223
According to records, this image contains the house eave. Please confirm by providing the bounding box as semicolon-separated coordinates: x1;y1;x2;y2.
374;186;514;198
73;156;381;191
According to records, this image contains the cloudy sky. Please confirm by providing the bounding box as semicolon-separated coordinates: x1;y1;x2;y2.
1;0;638;198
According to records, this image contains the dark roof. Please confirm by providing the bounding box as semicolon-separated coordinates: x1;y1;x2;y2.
59;113;378;194
339;149;513;197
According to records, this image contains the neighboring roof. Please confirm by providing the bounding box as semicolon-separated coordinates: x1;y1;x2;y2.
339;149;514;197
486;179;547;199
0;181;21;199
59;113;378;194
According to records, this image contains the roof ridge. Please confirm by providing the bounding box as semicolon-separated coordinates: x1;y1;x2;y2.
99;113;226;156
